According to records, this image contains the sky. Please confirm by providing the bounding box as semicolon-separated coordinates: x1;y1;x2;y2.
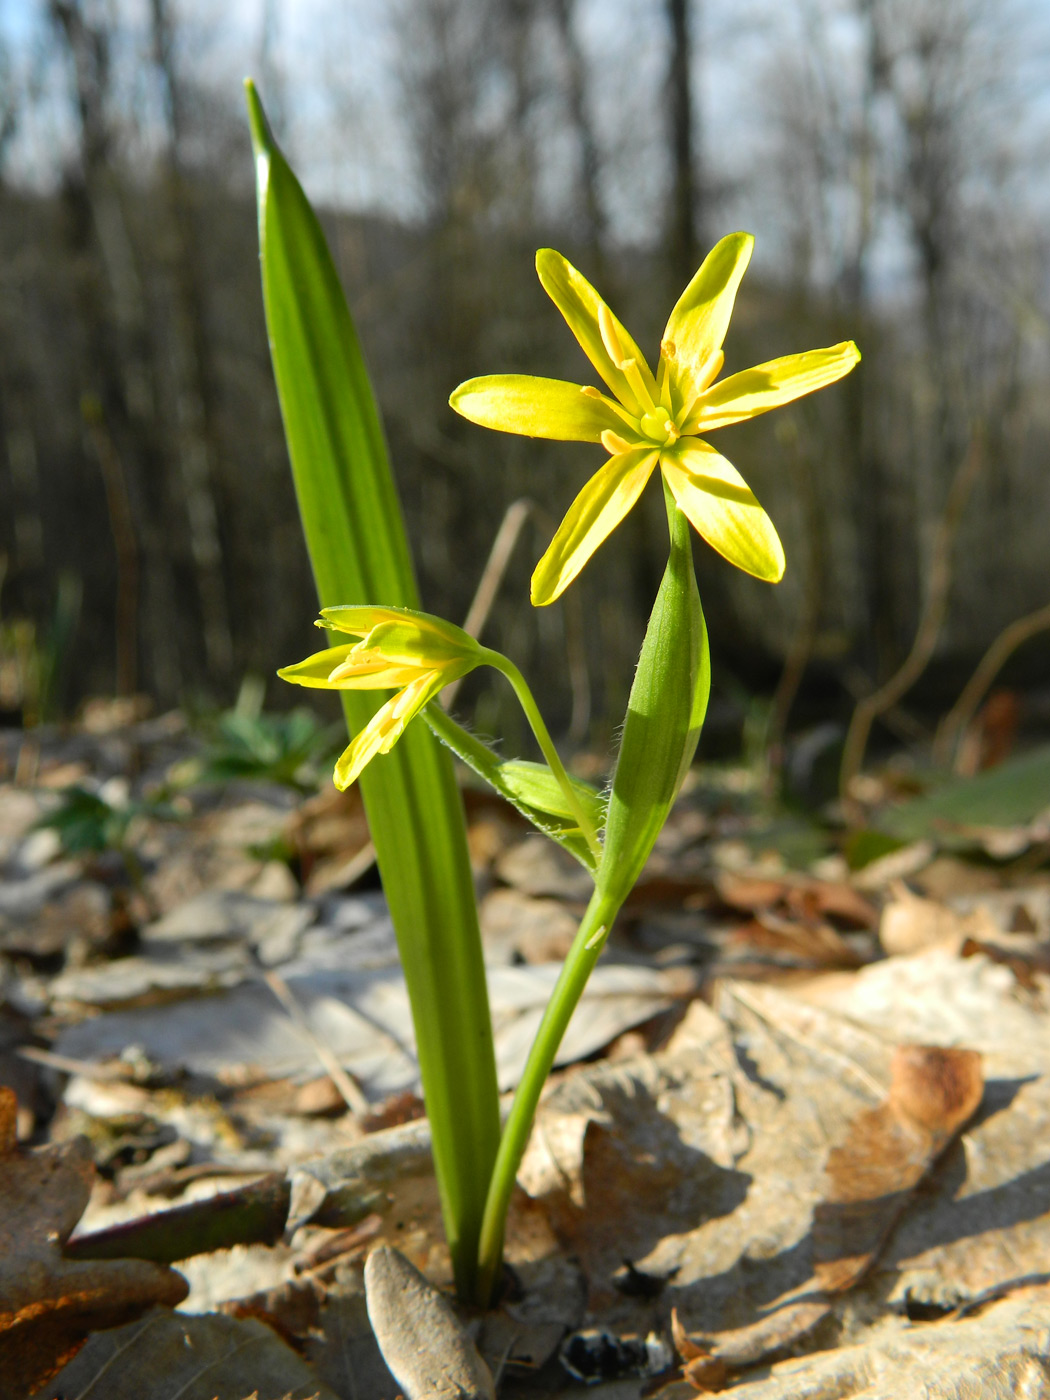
1;0;1048;288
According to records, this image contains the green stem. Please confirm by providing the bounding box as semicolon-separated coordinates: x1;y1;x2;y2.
480;649;603;863
475;886;621;1304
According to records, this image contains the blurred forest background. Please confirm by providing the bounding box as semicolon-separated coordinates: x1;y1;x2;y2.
1;0;1049;776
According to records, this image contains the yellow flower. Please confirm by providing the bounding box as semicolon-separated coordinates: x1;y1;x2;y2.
278;606;482;789
450;232;860;605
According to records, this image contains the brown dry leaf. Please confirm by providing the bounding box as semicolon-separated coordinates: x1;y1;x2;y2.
33;1305;340;1400
0;1087;188;1399
715;871;878;929
879;882;969;955
669;1308;729;1391
813;1045;984;1292
709;1281;1050;1400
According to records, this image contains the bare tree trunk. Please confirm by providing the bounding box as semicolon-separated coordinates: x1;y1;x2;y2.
549;0;606;262
50;0;180;699
667;0;699;285
149;0;232;684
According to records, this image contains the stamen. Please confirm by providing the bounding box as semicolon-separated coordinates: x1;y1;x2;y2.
597;303;624;362
581;385;602;399
601;430;634;455
619;357;657;415
657;358;674;414
696;348;725;392
677;350;725;430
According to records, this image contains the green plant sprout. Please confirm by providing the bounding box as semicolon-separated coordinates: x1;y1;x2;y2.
246;80;859;1305
179;676;341;794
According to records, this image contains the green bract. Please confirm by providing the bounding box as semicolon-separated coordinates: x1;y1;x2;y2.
450;233;861;605
597;493;710;909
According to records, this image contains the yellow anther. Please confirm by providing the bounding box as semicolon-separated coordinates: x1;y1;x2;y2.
581;385;602;399
597;303;624;363
620;357;656;415
601;429;634;455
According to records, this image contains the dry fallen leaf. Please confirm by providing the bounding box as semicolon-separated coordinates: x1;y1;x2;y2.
0;1087;188;1399
669;1307;729;1391
34;1305;341;1400
363;1244;495;1400
813;1045;984;1292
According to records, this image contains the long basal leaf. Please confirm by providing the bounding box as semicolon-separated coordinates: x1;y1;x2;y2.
246;82;499;1300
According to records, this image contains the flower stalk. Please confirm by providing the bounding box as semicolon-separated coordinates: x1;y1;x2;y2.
252;87;861;1304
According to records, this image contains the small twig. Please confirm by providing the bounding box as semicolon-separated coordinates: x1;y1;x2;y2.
443;498;533;708
839;432;985;804
65;1172;291;1264
441;495;592;745
934;600;1050;771
318;838;377;891
18;1044;139;1082
766;423;824;790
262;969;371;1116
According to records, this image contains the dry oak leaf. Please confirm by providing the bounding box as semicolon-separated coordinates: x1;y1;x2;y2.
813;1045;983;1293
0;1087;187;1400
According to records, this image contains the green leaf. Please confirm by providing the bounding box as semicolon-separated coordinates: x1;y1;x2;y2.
498;760;605;829
878;744;1050;844
246;82;500;1301
424;708;602;873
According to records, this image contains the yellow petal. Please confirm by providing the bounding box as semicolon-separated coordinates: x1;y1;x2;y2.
535;250;658;416
449;375;625;442
531;448;659;605
448;375;630;439
333;701;400;789
327;654;430;689
319;605;413;638
277;644;359;688
661;233;754;407
333;671;455;789
686;341;861;432
661;439;785;582
358;617;477;666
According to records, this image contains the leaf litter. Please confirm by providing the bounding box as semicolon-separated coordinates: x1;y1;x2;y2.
0;712;1048;1396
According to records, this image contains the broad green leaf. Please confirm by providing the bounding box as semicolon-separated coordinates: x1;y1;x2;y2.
246;82;499;1301
878;745;1050;844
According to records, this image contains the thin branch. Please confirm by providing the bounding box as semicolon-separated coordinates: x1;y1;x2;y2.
443;497;533;707
839;431;985;802
934;600;1050;771
262;968;371;1116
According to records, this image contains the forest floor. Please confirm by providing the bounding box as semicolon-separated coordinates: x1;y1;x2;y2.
1;700;1048;1399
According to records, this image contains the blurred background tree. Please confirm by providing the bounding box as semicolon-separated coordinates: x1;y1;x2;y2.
0;0;1048;766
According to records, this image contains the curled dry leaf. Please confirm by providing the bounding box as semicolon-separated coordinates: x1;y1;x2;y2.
0;1087;188;1399
363;1244;495;1400
813;1045;984;1293
670;1307;729;1392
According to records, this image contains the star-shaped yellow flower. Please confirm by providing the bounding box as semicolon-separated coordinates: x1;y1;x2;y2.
450;232;860;605
278;606;482;789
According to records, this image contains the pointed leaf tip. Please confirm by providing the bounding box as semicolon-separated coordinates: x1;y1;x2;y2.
243;79;274;158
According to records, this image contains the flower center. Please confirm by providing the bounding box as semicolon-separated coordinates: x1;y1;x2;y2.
639;410;679;447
